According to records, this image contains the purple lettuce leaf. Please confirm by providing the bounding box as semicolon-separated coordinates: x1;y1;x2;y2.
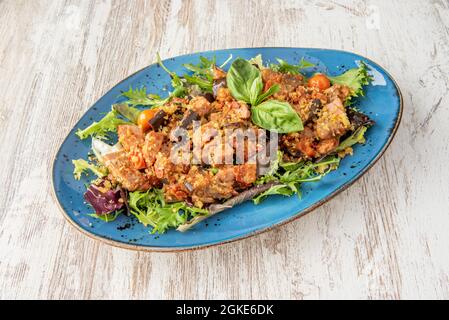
83;181;127;216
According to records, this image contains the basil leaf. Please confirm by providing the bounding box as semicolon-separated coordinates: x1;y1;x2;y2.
255;84;280;105
251;100;303;133
226;58;262;105
227;57;302;133
249;76;263;105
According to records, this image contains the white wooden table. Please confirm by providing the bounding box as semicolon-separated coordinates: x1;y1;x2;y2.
0;0;448;300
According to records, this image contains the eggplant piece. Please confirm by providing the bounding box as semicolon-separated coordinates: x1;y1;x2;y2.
310;99;322;113
284;146;303;159
184;182;194;192
347;108;375;129
177;182;280;232
179;110;200;129
213;78;227;97
201;92;215;103
170;110;200;142
148;110;167;131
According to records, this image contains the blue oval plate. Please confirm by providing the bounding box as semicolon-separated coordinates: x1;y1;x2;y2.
52;47;402;251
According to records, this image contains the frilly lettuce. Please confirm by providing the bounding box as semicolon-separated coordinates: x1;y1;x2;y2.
76;109;128;140
72;159;107;180
128;189;208;234
253;153;340;204
328;62;373;101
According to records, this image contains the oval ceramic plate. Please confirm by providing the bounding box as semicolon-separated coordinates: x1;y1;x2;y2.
52;47;402;251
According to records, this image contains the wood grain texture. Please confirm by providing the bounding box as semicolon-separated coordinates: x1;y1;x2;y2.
0;0;448;299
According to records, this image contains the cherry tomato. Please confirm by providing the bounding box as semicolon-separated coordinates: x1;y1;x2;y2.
308;74;331;91
137;108;159;132
129;150;146;169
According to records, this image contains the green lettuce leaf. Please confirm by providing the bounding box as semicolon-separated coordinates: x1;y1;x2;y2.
335;126;367;152
156;53;188;98
182;56;216;93
88;210;122;222
328;62;372;101
253;184;296;205
248;54;264;69
113;104;141;123
253;154;340;204
121;87;168;107
128;189;208;234
76;110;128;140
72;159;108;180
269;57;315;75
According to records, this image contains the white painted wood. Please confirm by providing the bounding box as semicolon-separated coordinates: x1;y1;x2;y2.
0;0;448;299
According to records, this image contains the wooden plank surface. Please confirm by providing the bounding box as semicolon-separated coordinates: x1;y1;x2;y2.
0;0;448;299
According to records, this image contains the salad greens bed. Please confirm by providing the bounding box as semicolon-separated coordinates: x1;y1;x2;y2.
72;53;373;234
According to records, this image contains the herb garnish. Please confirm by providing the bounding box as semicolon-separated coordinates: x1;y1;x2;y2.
226;57;303;133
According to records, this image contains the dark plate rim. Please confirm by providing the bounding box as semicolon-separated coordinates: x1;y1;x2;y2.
51;47;403;252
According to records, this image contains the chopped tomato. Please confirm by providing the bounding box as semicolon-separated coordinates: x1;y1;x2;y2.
137;108;159;132
308;74;331;91
129;150;146;169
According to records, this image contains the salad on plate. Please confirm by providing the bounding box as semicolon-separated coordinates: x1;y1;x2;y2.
72;53;374;234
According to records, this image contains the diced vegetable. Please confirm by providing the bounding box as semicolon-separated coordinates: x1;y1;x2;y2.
137;108;160;131
308;74;331;90
212;78;227;97
179;110;200;129
129;150;146;169
148;110;167;131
